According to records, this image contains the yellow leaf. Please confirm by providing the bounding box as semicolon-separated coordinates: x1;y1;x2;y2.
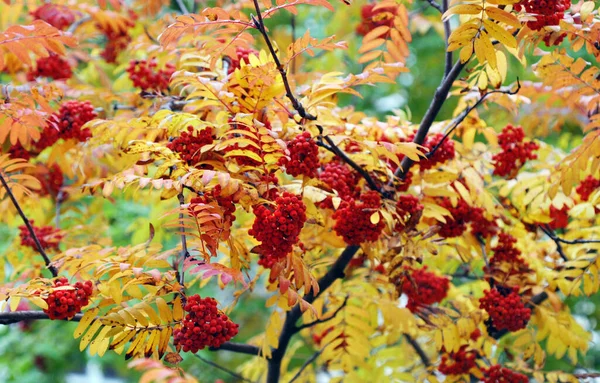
370;211;381;224
442;4;483;21
483;19;517;48
484;7;521;28
580;1;595;18
74;308;100;338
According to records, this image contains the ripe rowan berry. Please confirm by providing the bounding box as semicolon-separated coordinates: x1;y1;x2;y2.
484;232;530;280
189;185;236;225
279;132;319;178
8;143;31;161
319;161;360;207
548;205;569;230
18;221;63;251
31;3;75;30
479;286;531;332
470;207;499;238
576;176;600;201
227;47;258;74
395;266;450;312
167;126;215;166
34;101;96;151
126;59;175;92
97;18;135;63
27;54;72;81
173;294;239;353
439;345;477;376
333;191;384;245
482;365;529;383
44;277;94;320
395;194;423;231
36;163;64;198
420;133;456;171
248;192;307;268
492;125;539;178
515;0;571;32
437;197;470;238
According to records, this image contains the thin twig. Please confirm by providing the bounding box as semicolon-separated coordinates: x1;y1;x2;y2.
295;296;348;332
288;347;324;383
442;0;452;78
209;342;261;356
251;0;315;121
177;192;190;286
541;225;600;245
193;354;253;382
67;16;91;34
175;0;190;14
539;225;569;261
143;26;159;45
477;236;489;268
404;333;431;367
426;79;521;159
0;173;58;277
421;0;443;13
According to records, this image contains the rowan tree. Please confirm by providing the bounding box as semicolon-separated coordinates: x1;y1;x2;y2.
0;0;600;382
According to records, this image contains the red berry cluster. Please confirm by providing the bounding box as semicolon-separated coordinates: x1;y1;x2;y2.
19;221;63;251
485;232;529;279
479;286;531;332
98;19;135;63
319;162;360;206
542;32;567;47
514;0;571;31
34;101;96;151
44;277;93;320
470;207;499;238
27;54;72;81
395;194;423;231
37;163;64;198
173;294;239;353
31;3;75;30
439;345;477;376
167;126;214;166
576;176;600;201
398;266;450;312
190;185;236;225
333;191;385;245
227;47;258;74
8;143;31;161
249;192;307;268
492;125;539;178
126;60;175;92
420;133;456;171
356;3;397;36
548;205;569;230
482;365;529;383
437;197;471;238
279;132;319;178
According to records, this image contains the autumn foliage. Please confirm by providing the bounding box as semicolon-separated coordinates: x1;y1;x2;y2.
0;0;599;383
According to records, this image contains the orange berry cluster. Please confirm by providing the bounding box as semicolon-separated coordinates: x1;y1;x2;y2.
395;194;423;231
420;133;456;171
35;101;96;151
227;47;258;74
18;221;63;251
126;60;175;92
437;197;471;238
173;295;239;353
356;3;397;36
514;0;571;31
31;3;75;30
27;54;72;81
333;191;384;245
167;126;215;166
438;345;477;376
482;365;528;383
279;132;319;178
479;286;531;332
190;185;236;225
44;277;93;320
576;175;600;201
492;125;539;178
548;205;569;230
399;266;449;312
249;192;307;268
319;162;360;207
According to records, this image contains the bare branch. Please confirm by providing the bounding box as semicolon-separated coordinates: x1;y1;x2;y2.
295;296;348;332
0;173;58;277
540;225;600;245
177;192;190;286
194;354;253;382
442;0;452;78
404;333;431;367
209;342;261;356
0;311;82;325
539;225;569;261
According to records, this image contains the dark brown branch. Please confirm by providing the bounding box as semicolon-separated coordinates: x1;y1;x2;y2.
209;342;261;356
177;192;190;286
442;0;452;78
426;79;521;159
404;333;431;367
266;245;360;383
294;296;348;332
0;173;58;277
541;225;600;245
193;354;253;382
251;0;316;121
0;311;82;325
390;58;467;185
539;225;569;261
